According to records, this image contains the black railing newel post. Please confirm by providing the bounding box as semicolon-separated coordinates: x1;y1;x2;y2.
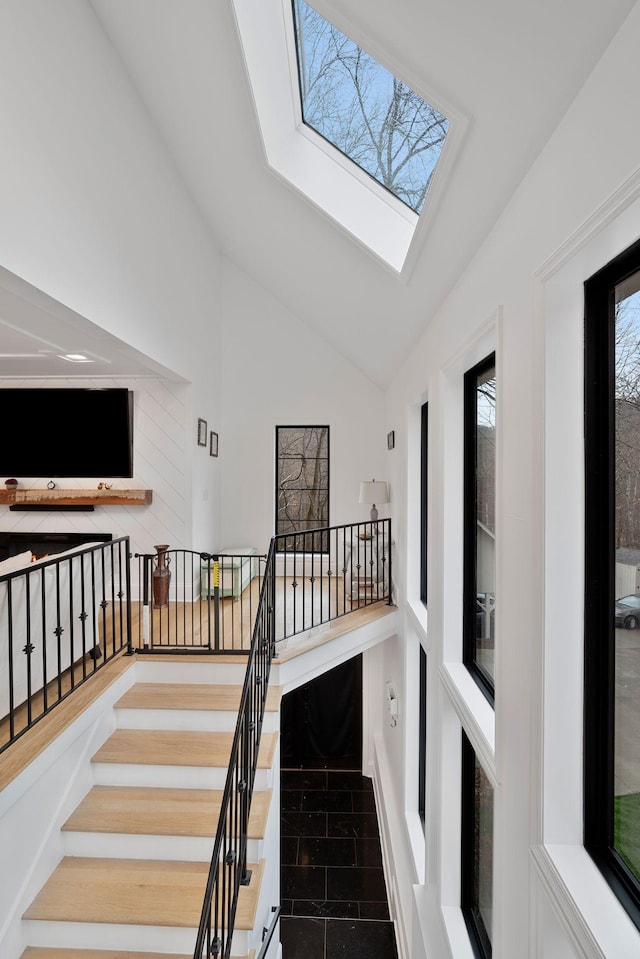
387;518;393;606
125;543;134;655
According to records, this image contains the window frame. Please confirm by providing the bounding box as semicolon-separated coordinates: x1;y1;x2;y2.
463;353;496;705
421;401;429;606
274;424;330;544
584;237;640;930
461;730;493;958
418;644;427;828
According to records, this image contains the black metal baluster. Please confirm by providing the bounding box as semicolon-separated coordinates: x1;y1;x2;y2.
40;569;47;711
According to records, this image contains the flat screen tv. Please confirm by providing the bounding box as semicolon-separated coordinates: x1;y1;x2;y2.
0;388;134;478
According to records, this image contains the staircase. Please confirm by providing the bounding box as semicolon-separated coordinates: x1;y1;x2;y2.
19;656;281;959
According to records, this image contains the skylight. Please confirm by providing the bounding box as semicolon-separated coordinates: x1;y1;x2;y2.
231;0;463;272
291;0;449;215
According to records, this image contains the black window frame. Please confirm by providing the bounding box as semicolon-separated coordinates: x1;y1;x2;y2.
463;353;496;705
461;731;493;959
418;643;427;828
275;425;330;549
421;401;429;606
584;237;640;930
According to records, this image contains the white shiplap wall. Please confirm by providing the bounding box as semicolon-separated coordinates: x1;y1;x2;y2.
0;377;190;557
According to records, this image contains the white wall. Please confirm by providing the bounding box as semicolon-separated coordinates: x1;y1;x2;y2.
378;2;640;957
218;259;388;550
0;0;222;547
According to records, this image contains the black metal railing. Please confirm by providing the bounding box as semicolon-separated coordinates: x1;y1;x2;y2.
0;537;131;754
275;519;392;640
193;537;277;959
256;905;282;959
133;522;392;653
133;549;266;653
191;520;392;957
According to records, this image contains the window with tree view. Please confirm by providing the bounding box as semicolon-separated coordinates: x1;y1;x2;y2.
585;238;640;929
464;355;496;703
276;425;329;551
291;0;449;215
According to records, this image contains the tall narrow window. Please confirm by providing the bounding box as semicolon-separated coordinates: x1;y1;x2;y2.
464;355;496;703
461;732;494;958
421;401;429;605
275;426;329;550
418;644;427;828
585;238;640;929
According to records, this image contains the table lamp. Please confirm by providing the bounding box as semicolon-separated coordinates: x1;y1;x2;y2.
359;480;389;522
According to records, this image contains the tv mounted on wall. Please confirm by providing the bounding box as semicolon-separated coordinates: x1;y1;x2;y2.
0;388;134;478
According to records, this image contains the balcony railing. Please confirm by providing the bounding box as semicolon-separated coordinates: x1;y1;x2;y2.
0;537;131;754
133;520;392;653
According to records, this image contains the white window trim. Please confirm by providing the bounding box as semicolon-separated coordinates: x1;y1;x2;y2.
536;171;640;956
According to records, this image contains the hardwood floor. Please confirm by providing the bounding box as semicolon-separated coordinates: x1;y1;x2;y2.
128;575;355;651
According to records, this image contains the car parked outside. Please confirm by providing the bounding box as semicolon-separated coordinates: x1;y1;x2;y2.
615;593;640;629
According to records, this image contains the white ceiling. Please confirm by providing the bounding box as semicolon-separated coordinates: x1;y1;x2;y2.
2;0;636;386
0;267;175;379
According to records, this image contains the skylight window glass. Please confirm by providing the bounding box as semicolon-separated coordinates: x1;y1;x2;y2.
292;0;449;215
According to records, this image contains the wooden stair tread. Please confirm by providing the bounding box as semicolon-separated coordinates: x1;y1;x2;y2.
115;682;282;712
21;949;192;959
136;653;250;663
20;950;251;959
62;785;271;838
23;857;263;930
91;729;278;768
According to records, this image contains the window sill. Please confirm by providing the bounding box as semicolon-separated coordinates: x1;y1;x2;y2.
532;845;640;957
440;661;495;782
407;597;428;642
405;809;426;886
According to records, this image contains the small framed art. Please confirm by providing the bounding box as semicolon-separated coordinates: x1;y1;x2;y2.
387;430;395;450
210;431;219;457
197;418;208;446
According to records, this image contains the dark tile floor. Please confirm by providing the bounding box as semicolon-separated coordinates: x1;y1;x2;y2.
280;769;399;959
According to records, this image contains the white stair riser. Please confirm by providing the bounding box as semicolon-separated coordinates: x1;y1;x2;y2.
61;830;263;862
115;706;278;733
135;661;249;684
91;762;273;791
23;918;251;955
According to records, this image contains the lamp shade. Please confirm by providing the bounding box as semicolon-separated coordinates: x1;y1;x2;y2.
359;480;389;505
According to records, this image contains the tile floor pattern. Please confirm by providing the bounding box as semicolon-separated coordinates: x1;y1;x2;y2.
280;769;399;959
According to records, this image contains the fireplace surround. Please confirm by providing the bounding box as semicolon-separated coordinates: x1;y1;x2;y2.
0;531;112;562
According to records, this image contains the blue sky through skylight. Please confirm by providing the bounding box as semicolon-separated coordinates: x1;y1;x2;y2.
292;0;449;215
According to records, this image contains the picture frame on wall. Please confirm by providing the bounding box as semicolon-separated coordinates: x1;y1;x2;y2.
197;418;208;446
387;430;395;450
210;431;219;457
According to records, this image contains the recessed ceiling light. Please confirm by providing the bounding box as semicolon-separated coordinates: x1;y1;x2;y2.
58;353;93;363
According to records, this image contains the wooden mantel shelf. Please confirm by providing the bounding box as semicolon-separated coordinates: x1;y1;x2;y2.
0;488;152;507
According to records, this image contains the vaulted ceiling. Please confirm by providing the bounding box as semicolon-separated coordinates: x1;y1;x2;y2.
1;0;636;385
